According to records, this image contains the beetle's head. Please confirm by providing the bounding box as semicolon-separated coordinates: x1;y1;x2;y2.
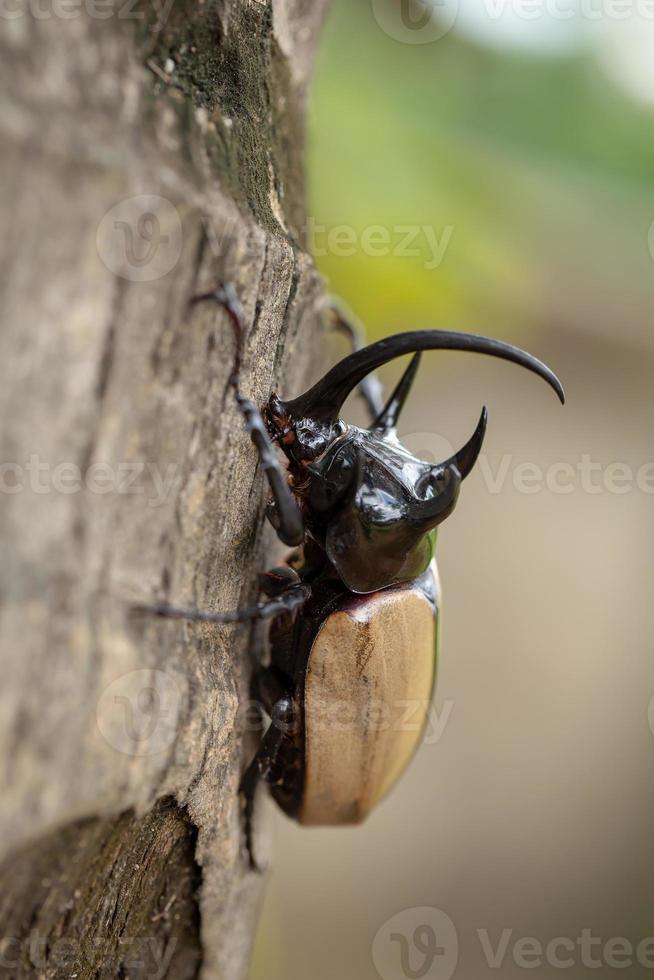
302;412;488;592
267;327;564;594
266;392;345;463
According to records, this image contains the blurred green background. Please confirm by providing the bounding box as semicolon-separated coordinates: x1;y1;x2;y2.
252;1;654;977
306;0;654;346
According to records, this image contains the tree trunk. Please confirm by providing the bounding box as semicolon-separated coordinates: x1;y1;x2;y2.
0;1;329;976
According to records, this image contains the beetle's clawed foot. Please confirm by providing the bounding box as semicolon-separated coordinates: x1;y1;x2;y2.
190;281;242;317
190;281;245;393
239;777;266;874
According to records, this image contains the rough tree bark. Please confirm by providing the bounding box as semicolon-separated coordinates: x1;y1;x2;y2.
0;1;329;976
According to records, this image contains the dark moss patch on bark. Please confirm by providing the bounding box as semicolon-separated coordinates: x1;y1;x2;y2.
134;0;308;239
0;799;202;979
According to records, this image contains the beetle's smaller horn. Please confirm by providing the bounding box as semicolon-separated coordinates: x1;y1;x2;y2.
407;408;487;529
444;406;487;481
372;353;422;434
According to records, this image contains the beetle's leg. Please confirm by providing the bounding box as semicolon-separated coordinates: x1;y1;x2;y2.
234;396;304;547
132;562;311;625
240;693;296;870
192;284;304;547
240;724;280;871
324;302;384;421
136;582;310;625
251;664;289;710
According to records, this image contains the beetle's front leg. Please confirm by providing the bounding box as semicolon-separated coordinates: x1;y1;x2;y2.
192;283;304;547
235;395;304;546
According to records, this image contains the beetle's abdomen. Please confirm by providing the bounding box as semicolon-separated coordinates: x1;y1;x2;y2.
300;574;438;825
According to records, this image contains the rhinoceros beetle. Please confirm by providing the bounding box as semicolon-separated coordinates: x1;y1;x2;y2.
147;284;564;867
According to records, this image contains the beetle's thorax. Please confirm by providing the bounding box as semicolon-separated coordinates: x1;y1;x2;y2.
277;419;458;593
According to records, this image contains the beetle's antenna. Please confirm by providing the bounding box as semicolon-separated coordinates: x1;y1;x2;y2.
280;329;565;424
372;353;422;435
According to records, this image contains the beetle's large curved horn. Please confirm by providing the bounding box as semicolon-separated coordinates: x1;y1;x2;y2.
280;330;564;423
